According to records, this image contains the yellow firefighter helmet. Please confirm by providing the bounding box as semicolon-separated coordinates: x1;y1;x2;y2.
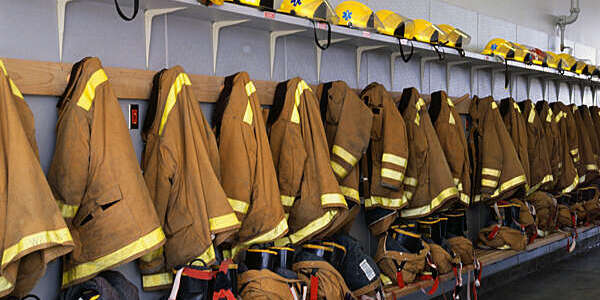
335;1;383;30
544;51;562;69
557;53;577;72
482;38;532;64
412;19;446;44
438;24;471;49
375;9;415;39
278;0;338;23
224;0;273;10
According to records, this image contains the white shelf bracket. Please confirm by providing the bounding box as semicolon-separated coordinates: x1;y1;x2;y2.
389;52;404;90
554;80;562;102
315;38;350;82
526;74;545;100
592;86;597;106
355;45;386;87
580;83;586;105
491;68;508;99
57;0;73;62
445;61;469;95
419;56;439;93
144;7;187;70
568;82;575;104
212;19;249;74
270;29;305;79
470;65;492;98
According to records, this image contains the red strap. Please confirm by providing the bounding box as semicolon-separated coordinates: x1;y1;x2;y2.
182;268;214;280
219;259;232;274
487;225;500;240
396;271;405;289
529;230;538;244
428;276;440;295
310;275;319;300
213;289;236;300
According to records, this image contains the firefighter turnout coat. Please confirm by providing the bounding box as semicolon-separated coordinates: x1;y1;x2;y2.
548;102;579;194
397;87;458;218
316;81;373;232
213;71;288;257
139;66;241;290
499;98;531;191
0;60;73;298
429;91;471;206
577;105;600;181
47;57;165;288
267;78;347;245
468;96;526;203
359;83;409;234
518;100;553;194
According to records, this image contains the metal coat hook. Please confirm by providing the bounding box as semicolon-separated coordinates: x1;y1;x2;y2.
212;19;249;74
145;7;187;70
315;38;350;82
56;0;73;62
356;45;386;88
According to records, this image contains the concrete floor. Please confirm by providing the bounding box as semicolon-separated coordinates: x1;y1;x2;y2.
482;247;600;300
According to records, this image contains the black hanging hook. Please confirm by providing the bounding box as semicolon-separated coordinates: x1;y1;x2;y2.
114;0;139;21
311;20;331;50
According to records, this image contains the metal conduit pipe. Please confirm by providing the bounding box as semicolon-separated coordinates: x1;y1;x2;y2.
557;0;580;53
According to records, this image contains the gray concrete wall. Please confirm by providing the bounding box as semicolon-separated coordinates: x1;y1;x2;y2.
1;0;598;299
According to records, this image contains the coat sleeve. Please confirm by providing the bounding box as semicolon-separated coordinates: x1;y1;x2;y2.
380;98;408;190
47;103;90;222
329;94;372;182
269;118;307;213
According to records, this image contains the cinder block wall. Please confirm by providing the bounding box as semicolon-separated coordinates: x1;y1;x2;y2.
1;1;599;299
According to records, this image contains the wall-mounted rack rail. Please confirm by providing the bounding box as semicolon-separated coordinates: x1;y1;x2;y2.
56;0;600;99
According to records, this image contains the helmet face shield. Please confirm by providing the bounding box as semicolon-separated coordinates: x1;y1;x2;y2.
335;1;383;31
438;24;471;49
412;19;447;44
375;10;414;39
557;53;577;72
225;0;275;10
277;0;338;23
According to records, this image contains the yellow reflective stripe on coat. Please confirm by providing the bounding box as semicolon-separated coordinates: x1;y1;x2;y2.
243;81;256;125
62;227;165;286
340;186;359;202
281;195;295;207
528;108;535;123
491;101;498;109
231;217;288;257
367;196;406;209
332;145;358;166
0;59;6;75
209;213;240;232
481;179;498;188
2;227;72;267
330;161;348;178
449;113;455;125
380;274;393;286
321;193;346;207
562;176;579;194
459;193;470;205
403;177;417;187
401;187;458;218
77;69;108;111
8;79;23;99
57;200;79;218
159;72;191;135
382;153;407;168
586;164;599;171
140;247;163;263
288;210;337;245
291;80;311;124
381;168;404;181
546;109;553;122
193;244;216;266
228;198;249;214
142;272;173;289
0;276;12;295
482;168;501;177
527;174;554;196
570;148;579;156
490;175;527;198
